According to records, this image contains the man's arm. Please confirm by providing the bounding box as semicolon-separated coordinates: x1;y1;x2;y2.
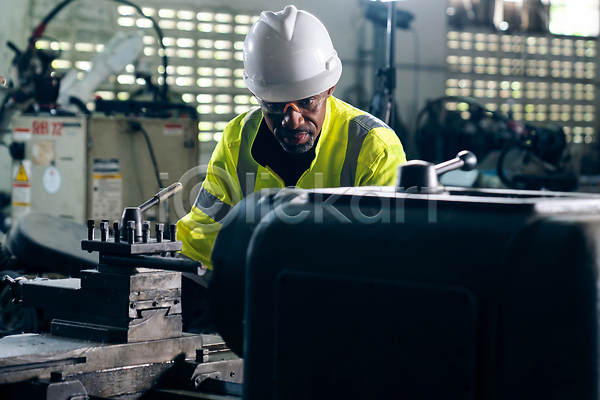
176;140;242;269
355;128;407;187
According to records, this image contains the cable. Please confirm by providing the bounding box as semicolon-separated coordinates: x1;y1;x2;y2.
130;121;163;191
108;0;169;101
67;96;92;115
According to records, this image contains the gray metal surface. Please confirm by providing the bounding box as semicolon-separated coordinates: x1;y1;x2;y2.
0;333;242;399
81;239;182;254
20;268;183;343
0;333;200;383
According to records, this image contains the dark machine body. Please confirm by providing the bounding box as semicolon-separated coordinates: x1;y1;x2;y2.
210;156;600;399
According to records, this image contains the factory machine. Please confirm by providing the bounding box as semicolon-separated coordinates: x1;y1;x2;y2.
9;113;200;226
0;183;242;400
1;152;600;399
2;0;204;231
209;151;600;400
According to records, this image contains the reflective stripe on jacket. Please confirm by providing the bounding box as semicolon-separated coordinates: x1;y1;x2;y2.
177;96;406;268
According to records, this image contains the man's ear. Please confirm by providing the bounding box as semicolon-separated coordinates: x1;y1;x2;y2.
326;86;336;97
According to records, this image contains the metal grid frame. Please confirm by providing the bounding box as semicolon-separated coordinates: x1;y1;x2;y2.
31;0;260;144
445;27;599;145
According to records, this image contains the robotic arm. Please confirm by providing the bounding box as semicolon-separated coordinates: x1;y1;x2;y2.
56;30;145;111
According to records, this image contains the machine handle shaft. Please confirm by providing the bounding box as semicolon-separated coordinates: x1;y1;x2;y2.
434;150;477;176
139;182;183;212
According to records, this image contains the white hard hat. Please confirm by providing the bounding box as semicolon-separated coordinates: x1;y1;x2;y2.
242;5;342;103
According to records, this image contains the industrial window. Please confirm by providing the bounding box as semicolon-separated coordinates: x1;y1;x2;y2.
446;29;598;145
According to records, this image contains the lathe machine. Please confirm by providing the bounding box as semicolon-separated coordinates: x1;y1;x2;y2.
1;152;600;399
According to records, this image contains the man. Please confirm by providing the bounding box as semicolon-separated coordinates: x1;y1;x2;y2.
177;5;406;269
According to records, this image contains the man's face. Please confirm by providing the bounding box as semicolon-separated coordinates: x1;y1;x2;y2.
259;87;334;154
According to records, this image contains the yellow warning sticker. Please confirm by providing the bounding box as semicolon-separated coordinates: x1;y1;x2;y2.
15;163;28;182
92;174;122;179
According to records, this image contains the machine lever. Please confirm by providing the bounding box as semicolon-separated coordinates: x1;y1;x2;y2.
120;181;183;242
139;181;183;212
395;150;478;192
434;150;477;176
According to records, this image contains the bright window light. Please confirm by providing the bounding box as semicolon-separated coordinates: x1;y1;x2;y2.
197;78;213;87
235;15;252;24
199;122;214;131
199;132;214;142
550;0;599;37
75;61;91;71
176;77;194;86
159;20;176;29
197;12;214;21
162;37;176;46
177;21;195;31
196;94;213;103
118;17;135;27
75;43;94;52
181;94;194;103
95;91;116;100
215;24;233;33
176;66;194;75
118;6;135;15
215;13;233;23
198;23;213;32
51;59;72;69
137;19;152;28
178;10;195;20
117;75;135;85
176;38;195;48
36;40;50;49
215;122;228;131
159;9;176;19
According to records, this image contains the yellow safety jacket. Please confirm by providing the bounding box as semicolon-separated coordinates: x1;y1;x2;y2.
177;96;406;268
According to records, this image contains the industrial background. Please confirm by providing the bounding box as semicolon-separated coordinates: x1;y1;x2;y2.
0;0;445;218
1;1;600;399
1;0;597;227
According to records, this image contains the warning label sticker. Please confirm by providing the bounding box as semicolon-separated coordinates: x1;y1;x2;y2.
91;158;122;221
163;123;184;136
12;160;31;220
13;126;32;141
13;161;30;182
12;183;31;204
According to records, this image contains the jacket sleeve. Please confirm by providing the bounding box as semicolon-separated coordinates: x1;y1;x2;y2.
176;137;242;269
355;127;407;187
